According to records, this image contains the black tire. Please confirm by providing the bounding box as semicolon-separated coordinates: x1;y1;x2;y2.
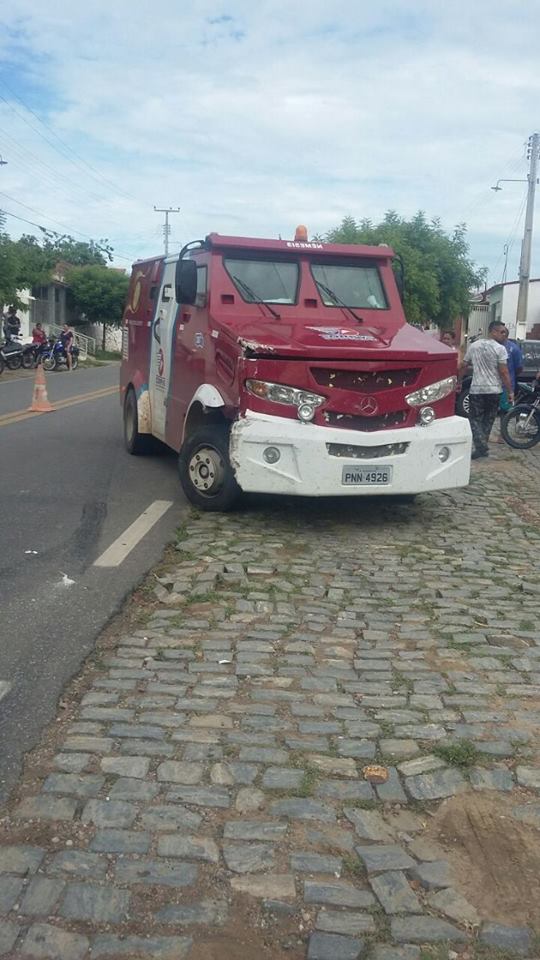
71;355;79;370
42;354;56;372
456;387;470;418
179;424;241;511
500;404;540;449
0;356;4;375
124;386;152;455
22;351;35;369
6;355;22;370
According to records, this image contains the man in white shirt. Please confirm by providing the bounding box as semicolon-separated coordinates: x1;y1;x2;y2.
459;321;514;459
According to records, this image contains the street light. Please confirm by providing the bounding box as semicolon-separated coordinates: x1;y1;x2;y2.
490;178;528;191
0;156;7;167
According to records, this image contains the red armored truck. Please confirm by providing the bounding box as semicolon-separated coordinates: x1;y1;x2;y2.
120;227;471;510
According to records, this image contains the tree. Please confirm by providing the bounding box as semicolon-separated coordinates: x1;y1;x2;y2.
67;264;129;350
325;211;486;328
0;211;19;308
12;233;112;289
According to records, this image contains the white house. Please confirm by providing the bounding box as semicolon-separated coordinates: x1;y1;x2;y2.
469;279;540;340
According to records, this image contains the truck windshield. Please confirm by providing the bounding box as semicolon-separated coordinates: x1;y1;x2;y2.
224;258;298;304
311;263;388;310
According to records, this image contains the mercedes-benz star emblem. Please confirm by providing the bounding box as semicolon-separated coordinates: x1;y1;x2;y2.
357;396;379;416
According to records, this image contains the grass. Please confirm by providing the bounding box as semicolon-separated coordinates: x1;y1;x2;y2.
94;348;122;361
341;853;367;880
433;738;479;768
297;766;318;798
519;619;535;631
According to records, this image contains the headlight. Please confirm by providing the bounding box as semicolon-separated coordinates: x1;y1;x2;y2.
405;376;457;407
246;379;325;408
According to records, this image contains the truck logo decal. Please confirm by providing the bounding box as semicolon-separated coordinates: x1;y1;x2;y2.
306;326;376;342
286;241;323;249
194;332;205;349
357;396;379;416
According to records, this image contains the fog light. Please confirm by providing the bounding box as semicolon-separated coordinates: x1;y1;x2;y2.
297;403;316;422
419;406;435;425
263;446;281;464
437;446;450;462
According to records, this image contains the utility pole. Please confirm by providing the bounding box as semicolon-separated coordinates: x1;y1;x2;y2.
515;133;539;339
154;206;180;256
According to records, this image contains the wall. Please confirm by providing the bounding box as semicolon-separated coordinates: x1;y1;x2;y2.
499;281;540;338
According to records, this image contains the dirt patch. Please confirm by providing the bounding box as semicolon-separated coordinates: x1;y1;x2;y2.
424;791;540;929
188;896;306;960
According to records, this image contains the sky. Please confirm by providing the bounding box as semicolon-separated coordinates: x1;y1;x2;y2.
0;0;539;288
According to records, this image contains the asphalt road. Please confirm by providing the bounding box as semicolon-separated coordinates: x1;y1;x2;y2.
0;363;186;803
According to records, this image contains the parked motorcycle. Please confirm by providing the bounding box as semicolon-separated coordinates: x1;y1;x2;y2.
0;337;26;371
22;338;53;369
41;338;80;372
500;381;540;449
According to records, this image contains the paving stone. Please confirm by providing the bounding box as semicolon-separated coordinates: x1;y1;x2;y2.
13;796;78;821
156;899;229;925
262;767;305;790
90;829;151;854
480;922;532;955
516;766;540;790
157;761;204;783
223;842;275;872
230;874;296;898
49;849;107;880
109;777;160;801
0;920;19;955
428;887;480;925
235;787;266;813
344;808;395;842
100;756;150;778
397;755;447;776
304;881;375;908
391;916;468;942
375;767;407;803
405;838;444;861
355;844;415;874
308;755;358;777
81;798;137;828
166;786;231;808
290;851;342;873
370;870;423;914
371;948;420;960
470;767;514;791
53;752;93;773
408;860;451;890
269;798;336;822
511;802;540;828
19;877;65;916
115;858;198;887
404;768;468;801
239;747;289;764
60;882;130;922
22;923;89;960
42;772;105;797
139;804;202;831
315;910;376;935
0;845;44;875
0;875;24;911
157;835;220;862
307;931;364;959
224;820;287;841
91;934;193;958
380;739;420;758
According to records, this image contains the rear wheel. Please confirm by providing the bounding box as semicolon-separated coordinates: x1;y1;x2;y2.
42;354;56;372
6;355;22;370
22;351;35;369
124;386;152;454
71;354;79;370
179;424;241;511
500;404;540;449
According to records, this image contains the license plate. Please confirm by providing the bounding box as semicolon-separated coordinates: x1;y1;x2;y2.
342;464;393;485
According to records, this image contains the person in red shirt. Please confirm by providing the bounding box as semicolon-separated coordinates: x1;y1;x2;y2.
32;322;47;344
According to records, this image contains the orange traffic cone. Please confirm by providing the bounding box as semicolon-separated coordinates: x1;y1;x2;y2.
28;364;55;413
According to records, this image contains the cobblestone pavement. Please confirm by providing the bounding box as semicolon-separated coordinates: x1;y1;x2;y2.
1;443;540;959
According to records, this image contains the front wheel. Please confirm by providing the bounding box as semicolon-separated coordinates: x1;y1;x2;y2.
500;404;540;449
71;354;79;370
179;424;241;511
6;355;22;370
456;388;470;418
22;351;36;369
42;354;56;372
124;387;152;454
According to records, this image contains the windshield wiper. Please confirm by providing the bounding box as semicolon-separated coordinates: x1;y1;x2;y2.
232;276;280;319
316;282;364;324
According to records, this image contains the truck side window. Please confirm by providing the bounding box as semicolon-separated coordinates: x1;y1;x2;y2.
195;266;208;308
149;285;158;300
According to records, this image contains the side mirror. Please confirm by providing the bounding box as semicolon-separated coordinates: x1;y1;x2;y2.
175;259;197;305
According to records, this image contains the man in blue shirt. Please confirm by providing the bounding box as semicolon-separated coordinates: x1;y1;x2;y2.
500;329;523;410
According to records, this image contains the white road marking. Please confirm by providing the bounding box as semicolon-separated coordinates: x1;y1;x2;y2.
0;681;12;704
93;500;174;568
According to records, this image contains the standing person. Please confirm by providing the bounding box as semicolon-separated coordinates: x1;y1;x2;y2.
500;328;523;406
60;323;74;371
458;320;514;460
3;306;21;340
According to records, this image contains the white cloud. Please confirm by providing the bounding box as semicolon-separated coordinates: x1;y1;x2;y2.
0;0;539;286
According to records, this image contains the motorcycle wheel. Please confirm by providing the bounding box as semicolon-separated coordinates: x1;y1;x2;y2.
500;404;540;449
6;355;22;370
42;355;57;372
22;352;36;369
71;355;79;370
0;356;4;375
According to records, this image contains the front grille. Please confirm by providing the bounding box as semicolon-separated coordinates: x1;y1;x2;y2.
327;442;409;459
312;367;419;393
324;410;408;432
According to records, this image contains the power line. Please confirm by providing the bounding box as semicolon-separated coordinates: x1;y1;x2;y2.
0;201;134;262
0;81;141;205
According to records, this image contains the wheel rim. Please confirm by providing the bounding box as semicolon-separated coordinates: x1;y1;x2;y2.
462;394;470;415
188;446;225;497
506;411;539;445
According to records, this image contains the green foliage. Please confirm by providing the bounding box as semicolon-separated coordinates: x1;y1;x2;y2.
325;211;486;328
0;214;19;308
433;738;478;767
67;264;129;349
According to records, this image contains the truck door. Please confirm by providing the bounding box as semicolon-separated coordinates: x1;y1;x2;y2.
149;260;177;440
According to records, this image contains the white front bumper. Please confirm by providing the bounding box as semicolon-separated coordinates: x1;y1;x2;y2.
230;411;471;496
